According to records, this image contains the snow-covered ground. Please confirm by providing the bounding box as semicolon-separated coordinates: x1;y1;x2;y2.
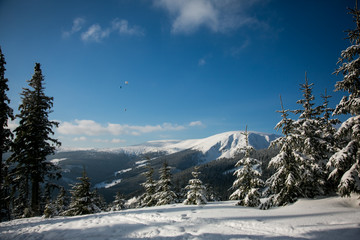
1;196;359;240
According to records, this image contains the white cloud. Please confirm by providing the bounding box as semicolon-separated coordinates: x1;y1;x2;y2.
63;17;86;38
112;18;144;36
7;119;18;131
57;119;191;136
73;136;87;142
154;0;264;34
189;121;204;127
111;138;126;143
81;24;111;42
64;17;144;42
59;120;105;136
90;138;125;144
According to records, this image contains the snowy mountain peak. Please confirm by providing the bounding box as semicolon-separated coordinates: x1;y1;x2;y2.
121;131;279;162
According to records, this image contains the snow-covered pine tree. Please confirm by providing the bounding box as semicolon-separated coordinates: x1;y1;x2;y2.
319;89;340;141
111;191;126;211
229;126;263;207
261;96;304;209
43;200;57;218
8;63;61;217
154;161;177;206
291;73;326;198
91;188;107;212
11;175;32;218
55;187;69;216
327;3;360;200
0;46;14;222
183;166;207;205
64;168;101;216
319;89;340;193
140;162;157;207
42;183;59;218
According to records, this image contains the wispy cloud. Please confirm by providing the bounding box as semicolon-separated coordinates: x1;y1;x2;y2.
112;18;144;36
189;121;204;127
62;17;86;38
81;24;111;42
63;17;144;42
57;119;202;136
93;138;125;143
73;136;87;142
111;138;126;143
154;0;265;34
228;38;251;57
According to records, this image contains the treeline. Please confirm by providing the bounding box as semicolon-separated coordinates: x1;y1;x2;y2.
42;160;208;218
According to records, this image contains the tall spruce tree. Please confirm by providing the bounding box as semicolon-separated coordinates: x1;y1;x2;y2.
229;126;263;207
0;46;14;221
291;74;326;197
327;3;360;200
8;63;61;217
261;96;304;209
184;166;207;205
154;161;177;206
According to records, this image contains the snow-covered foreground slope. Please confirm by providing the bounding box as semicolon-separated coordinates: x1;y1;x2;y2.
1;196;359;240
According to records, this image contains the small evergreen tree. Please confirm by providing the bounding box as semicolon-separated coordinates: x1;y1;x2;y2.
184;166;207;205
111;191;126;211
92;188;107;211
154;161;177;206
8;63;61;216
55;187;70;216
0;46;14;222
64;168;101;216
140;162;157;207
43;201;57;218
328;3;360;200
229;126;263;207
44;186;70;218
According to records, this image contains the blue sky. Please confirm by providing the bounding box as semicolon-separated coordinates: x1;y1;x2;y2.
0;0;355;149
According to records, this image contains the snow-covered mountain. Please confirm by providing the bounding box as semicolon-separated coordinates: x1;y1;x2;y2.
52;131;279;199
115;131;279;162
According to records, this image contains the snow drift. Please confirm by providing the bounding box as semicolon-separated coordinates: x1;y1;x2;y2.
1;195;359;240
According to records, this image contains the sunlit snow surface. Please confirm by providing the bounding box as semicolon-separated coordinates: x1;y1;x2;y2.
1;196;359;240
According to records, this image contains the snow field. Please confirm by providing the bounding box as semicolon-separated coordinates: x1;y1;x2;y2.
1;195;359;240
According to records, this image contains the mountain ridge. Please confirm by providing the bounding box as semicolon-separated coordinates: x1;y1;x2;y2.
59;131;279;162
